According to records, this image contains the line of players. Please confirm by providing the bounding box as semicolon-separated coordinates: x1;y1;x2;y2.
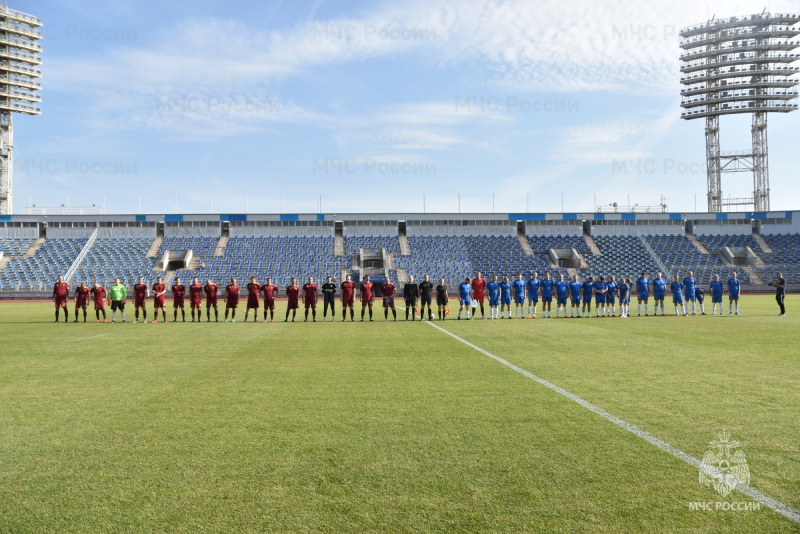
450;270;742;320
51;269;744;323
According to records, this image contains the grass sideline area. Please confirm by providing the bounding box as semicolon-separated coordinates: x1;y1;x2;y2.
0;297;797;533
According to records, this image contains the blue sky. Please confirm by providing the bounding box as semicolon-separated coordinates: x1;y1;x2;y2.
11;0;800;214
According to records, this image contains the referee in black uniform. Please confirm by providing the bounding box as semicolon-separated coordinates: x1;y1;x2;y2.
419;274;434;321
403;275;420;321
321;276;337;322
769;271;786;316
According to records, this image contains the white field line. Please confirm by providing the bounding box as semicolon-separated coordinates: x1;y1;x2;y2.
424;319;800;525
65;333;112;343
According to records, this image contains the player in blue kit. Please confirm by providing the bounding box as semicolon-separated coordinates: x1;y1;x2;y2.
581;276;594;318
636;272;650;316
457;277;473;320
652;272;667;316
606;276;618;317
727;271;741;315
671;274;686;316
540;272;554;318
487;275;501;320
499;276;512;318
695;286;706;315
683;271;697;315
554;273;569;318
728;271;742;315
512;273;527;319
617;278;630;317
593;276;607;317
569;274;582;318
709;274;724;315
526;272;540;318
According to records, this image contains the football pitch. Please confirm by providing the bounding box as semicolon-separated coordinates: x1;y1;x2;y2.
0;297;797;533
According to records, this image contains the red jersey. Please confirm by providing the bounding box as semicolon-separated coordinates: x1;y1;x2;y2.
152;283;167;305
302;283;318;302
189;283;204;304
133;283;148;304
75;286;90;306
172;284;186;298
285;285;300;309
360;282;374;302
226;285;240;300
340;281;355;302
247;283;261;300
260;284;278;301
204;283;218;303
381;283;396;297
53;281;69;298
471;277;486;299
90;286;108;304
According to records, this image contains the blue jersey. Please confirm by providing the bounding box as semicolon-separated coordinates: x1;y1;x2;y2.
487;281;501;300
606;282;617;301
636;277;649;295
710;280;723;298
540;279;554;298
652;278;667;297
458;282;471;300
512;279;526;300
695;287;705;302
526;279;540;300
593;281;607;296
670;281;683;299
582;281;594;300
617;282;630;299
569;281;582;300
683;277;696;299
555;280;569;299
499;282;511;299
728;278;741;296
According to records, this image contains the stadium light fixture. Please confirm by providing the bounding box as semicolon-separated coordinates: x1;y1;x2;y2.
0;3;41;215
680;12;800;212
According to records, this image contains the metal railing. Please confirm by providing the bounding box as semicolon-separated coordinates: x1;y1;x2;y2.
64;229;98;283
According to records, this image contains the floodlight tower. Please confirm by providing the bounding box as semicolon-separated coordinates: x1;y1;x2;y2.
0;4;42;215
680;12;800;212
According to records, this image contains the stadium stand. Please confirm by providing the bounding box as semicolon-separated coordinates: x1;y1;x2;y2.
0;238;86;290
75;237;159;286
0;214;798;294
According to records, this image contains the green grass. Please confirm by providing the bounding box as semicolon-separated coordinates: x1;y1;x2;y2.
0;297;797;533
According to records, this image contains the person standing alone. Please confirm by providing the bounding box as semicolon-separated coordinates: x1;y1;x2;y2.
769;272;786;316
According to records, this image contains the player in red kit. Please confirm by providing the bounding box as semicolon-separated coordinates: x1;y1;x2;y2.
284;277;300;322
73;282;90;322
53;275;70;322
340;274;356;322
172;277;187;322
204;279;219;322
224;278;240;322
189;277;204;322
472;271;487;319
91;282;108;322
133;277;149;323
360;275;374;321
260;277;279;322
244;276;261;322
381;277;397;321
302;276;319;322
152;276;167;323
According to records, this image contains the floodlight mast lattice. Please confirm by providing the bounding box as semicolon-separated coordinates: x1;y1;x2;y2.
680;12;800;213
0;4;41;215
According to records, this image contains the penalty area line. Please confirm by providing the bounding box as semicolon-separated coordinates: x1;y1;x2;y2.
425;319;800;526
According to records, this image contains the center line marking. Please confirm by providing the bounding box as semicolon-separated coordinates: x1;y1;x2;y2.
425;319;800;525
